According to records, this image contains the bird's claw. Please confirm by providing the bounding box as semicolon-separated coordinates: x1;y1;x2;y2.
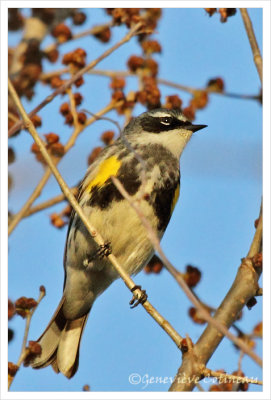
129;285;148;309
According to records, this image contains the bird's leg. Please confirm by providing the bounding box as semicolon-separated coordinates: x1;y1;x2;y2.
83;242;112;269
129;285;148;308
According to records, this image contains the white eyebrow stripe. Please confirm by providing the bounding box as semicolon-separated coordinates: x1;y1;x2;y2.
149;111;172;118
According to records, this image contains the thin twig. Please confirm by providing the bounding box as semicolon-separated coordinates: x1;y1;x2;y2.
240;8;263;84
111;176;262;366
24;187;78;217
8;78;184;353
67;87;79;130
44;22;114;53
40;68;260;101
8;168;52;235
87;69;260;100
8;22;143;137
8;288;45;390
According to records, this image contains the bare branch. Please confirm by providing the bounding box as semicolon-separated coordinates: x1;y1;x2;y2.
240;8;262;84
24;187;77;217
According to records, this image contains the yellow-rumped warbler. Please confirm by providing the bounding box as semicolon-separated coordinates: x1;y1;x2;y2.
31;108;206;378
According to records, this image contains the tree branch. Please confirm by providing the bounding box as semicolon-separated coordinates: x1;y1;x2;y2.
169;207;262;391
240;8;262;84
24;187;77;217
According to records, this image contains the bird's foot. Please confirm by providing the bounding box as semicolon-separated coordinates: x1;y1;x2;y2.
83;242;112;269
129;285;148;309
96;242;112;259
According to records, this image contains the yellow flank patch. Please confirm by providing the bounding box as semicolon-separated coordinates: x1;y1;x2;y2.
86;156;121;192
171;184;180;213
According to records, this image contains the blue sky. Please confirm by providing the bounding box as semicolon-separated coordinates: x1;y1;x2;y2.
7;6;263;393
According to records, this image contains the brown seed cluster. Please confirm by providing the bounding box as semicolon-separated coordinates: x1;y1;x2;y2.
62;48;87;71
144;255;163;274
23;341;42;366
204;8;237;23
31;133;65;164
8;362;19;378
50;187;78;229
44;48;59;63
183;88;209;121
141;40;162;55
164;95;183;110
106;8;142;28
188;307;206;325
50;204;72;229
30;114;42;128
93;25;111;43
207;77;224;92
59;93;86;126
136;76;161;109
183;265;202;288
72;11;87;26
101;130;115;145
127;56;158;77
15;297;38;318
52;23;72;43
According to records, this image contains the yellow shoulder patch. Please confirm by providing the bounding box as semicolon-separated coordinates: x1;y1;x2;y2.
171;183;180;213
86;156;121;192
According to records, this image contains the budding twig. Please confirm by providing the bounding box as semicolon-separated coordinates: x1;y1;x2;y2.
24;187;78;217
8;287;45;390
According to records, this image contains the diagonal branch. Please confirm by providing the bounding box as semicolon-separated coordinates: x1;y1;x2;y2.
8;78;184;354
240;8;263;84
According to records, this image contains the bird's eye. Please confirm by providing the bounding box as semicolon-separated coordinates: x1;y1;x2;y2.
160;117;172;125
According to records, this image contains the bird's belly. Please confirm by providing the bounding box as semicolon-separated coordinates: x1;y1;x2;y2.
63;199;157;318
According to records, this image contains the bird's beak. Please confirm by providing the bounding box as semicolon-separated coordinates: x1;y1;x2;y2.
187;124;208;133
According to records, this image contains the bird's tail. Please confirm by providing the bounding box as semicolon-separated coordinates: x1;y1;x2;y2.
31;296;89;378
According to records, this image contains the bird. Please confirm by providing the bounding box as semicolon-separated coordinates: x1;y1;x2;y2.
31;108;206;378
